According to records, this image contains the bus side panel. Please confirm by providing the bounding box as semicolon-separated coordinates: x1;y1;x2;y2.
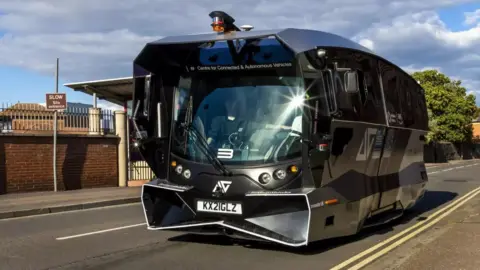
376;127;409;210
376;57;429;210
396;128;428;209
315;120;385;238
310;48;392;237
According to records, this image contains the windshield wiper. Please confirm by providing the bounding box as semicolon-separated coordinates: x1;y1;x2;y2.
179;123;232;176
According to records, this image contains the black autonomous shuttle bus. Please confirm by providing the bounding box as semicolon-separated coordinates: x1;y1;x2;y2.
132;11;429;247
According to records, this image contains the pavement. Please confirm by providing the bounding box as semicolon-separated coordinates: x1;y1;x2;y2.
365;190;480;270
0;159;479;270
0;186;141;220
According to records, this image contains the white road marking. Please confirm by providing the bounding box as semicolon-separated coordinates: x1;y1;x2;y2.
56;223;146;240
428;162;480;175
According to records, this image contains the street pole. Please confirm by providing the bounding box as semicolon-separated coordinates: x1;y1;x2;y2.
53;58;59;192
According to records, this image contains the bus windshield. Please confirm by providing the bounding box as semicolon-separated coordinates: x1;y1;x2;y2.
171;74;307;165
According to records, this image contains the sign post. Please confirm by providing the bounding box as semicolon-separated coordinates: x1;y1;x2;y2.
46;58;66;192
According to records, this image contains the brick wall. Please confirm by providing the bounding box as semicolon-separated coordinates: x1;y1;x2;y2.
0;134;119;194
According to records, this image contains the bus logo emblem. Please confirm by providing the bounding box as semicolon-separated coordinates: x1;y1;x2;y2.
217;148;234;159
356;128;378;161
212;181;232;194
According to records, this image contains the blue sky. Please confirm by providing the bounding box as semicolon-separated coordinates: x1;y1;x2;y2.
437;2;480;31
0;1;479;108
0;66;91;106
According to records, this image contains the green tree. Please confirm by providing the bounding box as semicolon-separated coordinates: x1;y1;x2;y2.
412;70;477;143
425;108;439;144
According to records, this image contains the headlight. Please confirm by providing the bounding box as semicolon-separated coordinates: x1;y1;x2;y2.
175;165;183;174
274;169;286;180
259;173;272;184
182;169;191;179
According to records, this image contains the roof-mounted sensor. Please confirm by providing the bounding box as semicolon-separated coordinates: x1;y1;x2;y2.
209;11;241;33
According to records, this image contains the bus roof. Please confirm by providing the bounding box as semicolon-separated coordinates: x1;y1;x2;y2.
135;28;374;66
134;27;426;93
146;28;373;54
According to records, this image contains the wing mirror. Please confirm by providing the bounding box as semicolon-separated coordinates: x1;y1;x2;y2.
143;74;152;117
344;71;359;94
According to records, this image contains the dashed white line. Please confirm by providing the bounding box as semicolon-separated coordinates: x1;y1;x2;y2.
56;223;146;240
428;162;480;175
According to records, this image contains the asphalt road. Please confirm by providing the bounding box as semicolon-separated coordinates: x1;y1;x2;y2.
1;161;479;270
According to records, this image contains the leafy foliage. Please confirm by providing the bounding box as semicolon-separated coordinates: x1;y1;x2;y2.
425;109;439;144
412;70;477;143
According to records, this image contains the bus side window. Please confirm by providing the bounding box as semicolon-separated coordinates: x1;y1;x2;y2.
413;85;428;130
305;77;331;134
143;75;151;117
353;56;385;125
378;60;404;127
323;71;338;114
401;76;415;128
324;67;366;121
357;70;368;105
348;69;367;120
334;72;347;110
333;70;360;121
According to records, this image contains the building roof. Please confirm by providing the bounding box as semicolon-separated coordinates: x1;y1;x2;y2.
64;77;133;106
6;103;47;111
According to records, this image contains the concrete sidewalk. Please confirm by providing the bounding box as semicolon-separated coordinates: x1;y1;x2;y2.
395;192;480;269
0;186;141;220
367;188;480;270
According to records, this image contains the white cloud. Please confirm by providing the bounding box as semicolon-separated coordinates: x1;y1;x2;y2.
0;29;158;81
358;39;374;50
401;64;443;74
353;9;480;97
0;0;480;103
465;9;480;25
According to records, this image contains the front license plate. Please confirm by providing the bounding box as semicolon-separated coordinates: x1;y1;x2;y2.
196;200;243;215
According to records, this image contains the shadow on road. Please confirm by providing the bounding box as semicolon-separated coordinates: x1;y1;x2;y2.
168;190;457;254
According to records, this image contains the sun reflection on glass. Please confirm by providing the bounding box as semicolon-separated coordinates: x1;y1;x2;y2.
290;95;304;108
